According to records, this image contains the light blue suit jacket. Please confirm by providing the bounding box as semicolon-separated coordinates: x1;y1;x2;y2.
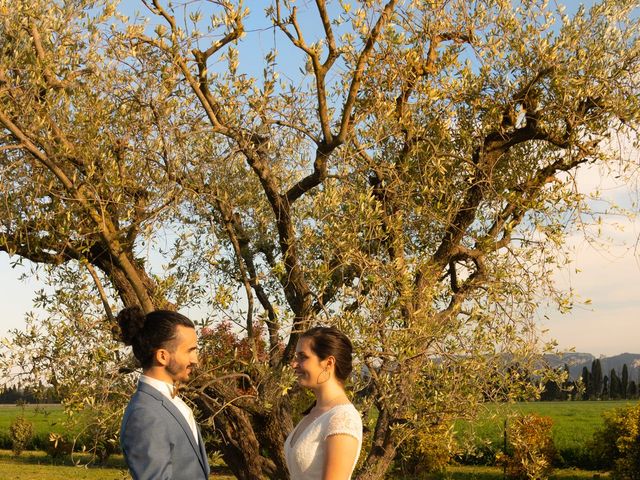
120;382;210;480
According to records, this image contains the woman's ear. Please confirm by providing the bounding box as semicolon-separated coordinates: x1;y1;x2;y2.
325;355;336;370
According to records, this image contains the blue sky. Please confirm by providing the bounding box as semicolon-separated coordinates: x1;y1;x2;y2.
1;0;639;356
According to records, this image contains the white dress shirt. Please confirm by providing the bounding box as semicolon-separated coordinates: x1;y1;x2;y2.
139;375;199;445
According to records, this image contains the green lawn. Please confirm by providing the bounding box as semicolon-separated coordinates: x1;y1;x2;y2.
0;404;66;436
512;401;639;454
456;400;638;448
0;449;129;480
455;400;639;466
3;400;637;475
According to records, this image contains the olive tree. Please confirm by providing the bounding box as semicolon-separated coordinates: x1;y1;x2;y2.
1;0;639;478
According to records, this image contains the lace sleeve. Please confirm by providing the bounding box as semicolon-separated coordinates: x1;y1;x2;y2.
324;406;363;441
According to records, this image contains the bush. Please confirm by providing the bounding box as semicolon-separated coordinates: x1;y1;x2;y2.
589;404;640;479
9;415;34;456
554;445;592;470
394;423;454;476
31;431;53;451
0;429;12;450
46;432;74;459
496;413;556;480
455;438;498;466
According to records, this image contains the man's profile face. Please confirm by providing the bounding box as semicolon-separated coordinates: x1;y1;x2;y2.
165;325;198;383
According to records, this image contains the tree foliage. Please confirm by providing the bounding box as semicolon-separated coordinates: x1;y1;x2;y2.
1;0;639;478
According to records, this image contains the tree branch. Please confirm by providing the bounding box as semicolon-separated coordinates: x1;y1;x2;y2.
285;143;330;203
0;109;155;312
338;0;399;143
85;261;115;326
315;0;339;70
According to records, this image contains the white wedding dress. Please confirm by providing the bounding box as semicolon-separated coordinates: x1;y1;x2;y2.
284;403;363;480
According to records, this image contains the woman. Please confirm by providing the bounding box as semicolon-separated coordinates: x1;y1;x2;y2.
285;326;363;480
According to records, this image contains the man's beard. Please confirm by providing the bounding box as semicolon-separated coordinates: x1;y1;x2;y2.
166;357;189;380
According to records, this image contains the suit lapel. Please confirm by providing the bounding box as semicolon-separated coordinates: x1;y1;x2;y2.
137;382;209;475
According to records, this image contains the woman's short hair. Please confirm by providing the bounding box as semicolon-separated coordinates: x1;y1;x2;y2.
117;306;194;369
301;326;353;382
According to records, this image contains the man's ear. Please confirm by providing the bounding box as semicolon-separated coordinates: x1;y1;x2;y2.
155;348;170;367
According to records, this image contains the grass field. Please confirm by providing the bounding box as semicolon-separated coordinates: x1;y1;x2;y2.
0;404;66;433
456;400;638;446
2;400;638;474
430;465;610;480
455;400;640;466
510;401;638;454
0;404;68;451
0;449;129;480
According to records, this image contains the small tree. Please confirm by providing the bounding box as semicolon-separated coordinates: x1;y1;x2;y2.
9;415;33;456
394;420;454;476
611;369;622;400
614;412;640;480
582;366;591;400
498;414;556;480
628;381;638;399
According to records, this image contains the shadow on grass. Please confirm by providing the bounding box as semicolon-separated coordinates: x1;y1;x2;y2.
0;449;127;468
395;466;611;480
0;449;234;478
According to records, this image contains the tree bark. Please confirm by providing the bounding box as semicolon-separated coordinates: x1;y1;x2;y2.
88;244;161;310
357;405;397;480
254;397;294;478
201;402;278;480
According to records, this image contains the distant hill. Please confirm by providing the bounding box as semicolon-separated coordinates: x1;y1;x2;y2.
543;352;640;380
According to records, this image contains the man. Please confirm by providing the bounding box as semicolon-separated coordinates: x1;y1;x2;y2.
118;307;209;480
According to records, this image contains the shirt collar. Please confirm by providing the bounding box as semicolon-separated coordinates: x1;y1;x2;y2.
139;374;177;399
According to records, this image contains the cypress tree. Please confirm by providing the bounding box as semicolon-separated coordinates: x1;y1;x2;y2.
621;364;629;399
592;359;603;399
610;368;621;399
628;380;638;399
541;378;560;401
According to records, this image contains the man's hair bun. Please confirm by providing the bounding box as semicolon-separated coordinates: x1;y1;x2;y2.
117;306;146;346
116;307;195;369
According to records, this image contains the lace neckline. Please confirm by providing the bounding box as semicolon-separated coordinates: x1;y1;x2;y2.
288;403;350;448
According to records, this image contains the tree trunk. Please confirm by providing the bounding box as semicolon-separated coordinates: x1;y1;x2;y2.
203;402;277;480
255;397;294;478
356;406;398;480
89;245;162;310
357;445;397;480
